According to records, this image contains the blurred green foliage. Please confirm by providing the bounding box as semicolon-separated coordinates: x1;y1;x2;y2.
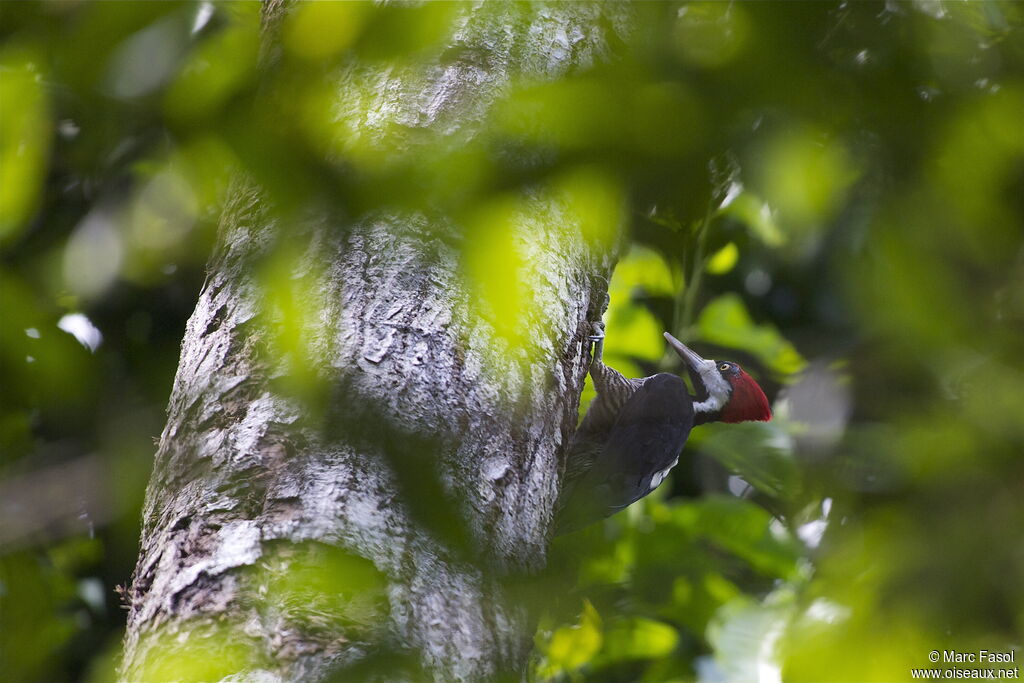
1;1;1023;681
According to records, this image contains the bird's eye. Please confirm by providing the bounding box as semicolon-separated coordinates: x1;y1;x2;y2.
719;363;730;372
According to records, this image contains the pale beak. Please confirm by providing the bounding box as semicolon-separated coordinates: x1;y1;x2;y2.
663;332;708;372
664;332;712;401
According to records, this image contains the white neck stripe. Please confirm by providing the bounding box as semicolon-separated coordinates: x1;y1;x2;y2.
694;394;726;415
693;359;732;416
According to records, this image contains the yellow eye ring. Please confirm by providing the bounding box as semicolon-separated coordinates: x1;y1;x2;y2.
719;363;730;372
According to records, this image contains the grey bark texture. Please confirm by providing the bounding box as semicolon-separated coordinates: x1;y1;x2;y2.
122;4;628;681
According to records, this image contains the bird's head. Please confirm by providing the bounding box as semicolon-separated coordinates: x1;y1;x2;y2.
663;332;771;424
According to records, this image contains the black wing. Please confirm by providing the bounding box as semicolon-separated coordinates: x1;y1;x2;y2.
556;374;693;533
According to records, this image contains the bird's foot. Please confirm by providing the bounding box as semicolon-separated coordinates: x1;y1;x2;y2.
587;321;605;364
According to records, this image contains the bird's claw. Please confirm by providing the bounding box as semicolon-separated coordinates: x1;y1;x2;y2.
587;321;605;342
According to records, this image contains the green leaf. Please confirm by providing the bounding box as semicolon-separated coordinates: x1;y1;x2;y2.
602;245;677;362
696;294;806;375
706;241;739;275
595;617;679;667
0;48;52;244
610;245;677;299
718;192;784;248
605;308;664;362
698;422;802;503
706;593;795;683
539;600;604;677
675;496;802;580
164;13;260;123
755;127;860;229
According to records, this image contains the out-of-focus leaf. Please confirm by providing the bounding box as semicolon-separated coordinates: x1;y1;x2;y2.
261;542;388;634
123;167;198;282
705;593;794;683
283;1;372;62
538;600;604;678
675;496;802;580
164;9;259;123
135;622;260;683
929;86;1024;264
63;209;124;301
102;11;194;100
257;242;332;406
673;3;751;68
601;245;677;362
494;78;623;150
171;135;240;218
754;128;860;256
48;537;103;572
631;81;705;157
696;294;806;376
605;308;664;363
577;529;635;587
780;590;933;683
698;422;801;503
0;273;95;420
706;241;739;275
595;616;679;666
357;2;456;59
846;210;972;350
0;47;51;244
718;192;785;248
463;195;532;349
552;165;625;250
610;245;677;299
0;551;78;681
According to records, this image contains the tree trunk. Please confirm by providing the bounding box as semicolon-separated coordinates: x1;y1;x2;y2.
122;4;627;681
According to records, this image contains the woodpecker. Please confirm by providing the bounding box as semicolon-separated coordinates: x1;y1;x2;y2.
555;326;772;534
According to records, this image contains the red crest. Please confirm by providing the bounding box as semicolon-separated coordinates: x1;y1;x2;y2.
720;370;772;423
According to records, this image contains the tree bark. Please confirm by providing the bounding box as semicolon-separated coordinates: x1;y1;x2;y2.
122;4;628;681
